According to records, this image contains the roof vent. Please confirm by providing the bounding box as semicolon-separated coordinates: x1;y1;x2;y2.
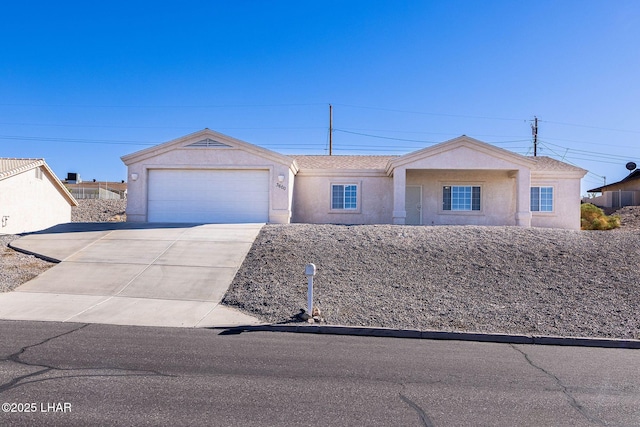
187;138;231;148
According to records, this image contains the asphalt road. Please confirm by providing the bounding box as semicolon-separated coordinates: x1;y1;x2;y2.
0;321;638;426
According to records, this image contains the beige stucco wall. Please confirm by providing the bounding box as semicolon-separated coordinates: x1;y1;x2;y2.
585;185;640;209
531;175;582;230
292;174;393;224
390;144;535;227
0;167;72;234
407;169;518;226
292;168;583;229
583;180;640;208
125;146;294;223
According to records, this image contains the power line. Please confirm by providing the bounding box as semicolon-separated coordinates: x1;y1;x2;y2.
0;122;326;131
537;142;622;169
540;119;640;134
339;127;530;140
539;140;637;162
334;129;440;144
332;103;525;122
0;102;327;109
540;135;640;151
0;135;159;146
334;128;530;145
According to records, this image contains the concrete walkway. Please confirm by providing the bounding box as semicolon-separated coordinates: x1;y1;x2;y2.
0;222;264;328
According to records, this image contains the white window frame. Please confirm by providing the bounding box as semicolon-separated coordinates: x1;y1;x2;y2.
329;182;361;213
531;186;554;212
442;185;482;212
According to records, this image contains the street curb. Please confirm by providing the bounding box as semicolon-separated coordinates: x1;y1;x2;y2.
215;324;640;349
7;242;61;264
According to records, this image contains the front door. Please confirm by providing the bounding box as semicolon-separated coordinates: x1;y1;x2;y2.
405;186;422;225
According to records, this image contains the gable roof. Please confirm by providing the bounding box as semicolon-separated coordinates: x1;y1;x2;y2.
588;169;640;192
120;130;585;179
387;135;536;173
121;128;297;172
0;158;78;206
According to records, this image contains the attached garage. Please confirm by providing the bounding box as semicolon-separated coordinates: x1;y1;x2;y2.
147;169;269;223
122;129;297;224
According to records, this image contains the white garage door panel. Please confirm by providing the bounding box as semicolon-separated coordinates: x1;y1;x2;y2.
148;170;269;223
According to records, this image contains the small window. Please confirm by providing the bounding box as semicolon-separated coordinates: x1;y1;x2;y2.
443;186;480;211
531;186;553;212
331;184;357;210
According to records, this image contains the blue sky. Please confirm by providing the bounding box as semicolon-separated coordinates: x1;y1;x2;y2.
1;1;639;194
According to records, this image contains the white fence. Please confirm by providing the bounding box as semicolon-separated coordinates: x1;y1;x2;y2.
69;187;126;200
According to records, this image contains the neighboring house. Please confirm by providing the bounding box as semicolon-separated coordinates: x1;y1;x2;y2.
121;129;587;229
0;158;78;234
585;170;640;209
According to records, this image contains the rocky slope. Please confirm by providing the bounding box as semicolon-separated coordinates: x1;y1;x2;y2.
225;224;640;339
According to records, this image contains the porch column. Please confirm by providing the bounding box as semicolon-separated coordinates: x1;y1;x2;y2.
515;168;532;227
392;167;407;225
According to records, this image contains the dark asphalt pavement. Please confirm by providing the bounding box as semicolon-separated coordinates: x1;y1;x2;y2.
0;320;638;426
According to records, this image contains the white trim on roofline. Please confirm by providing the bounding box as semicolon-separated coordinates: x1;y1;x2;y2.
121;128;298;174
386;135;536;175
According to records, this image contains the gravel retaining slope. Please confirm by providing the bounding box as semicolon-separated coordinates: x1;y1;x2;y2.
71;199;126;222
0;235;53;293
224;224;640;339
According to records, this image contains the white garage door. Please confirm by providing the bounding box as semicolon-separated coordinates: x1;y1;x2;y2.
147;169;269;223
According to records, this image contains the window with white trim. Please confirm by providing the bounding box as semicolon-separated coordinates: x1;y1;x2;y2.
331;184;357;210
531;186;553;212
443;186;481;211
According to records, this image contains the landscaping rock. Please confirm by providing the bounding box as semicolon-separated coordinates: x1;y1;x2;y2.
224;223;640;340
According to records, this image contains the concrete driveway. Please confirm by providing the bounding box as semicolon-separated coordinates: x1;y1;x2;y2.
0;222;263;328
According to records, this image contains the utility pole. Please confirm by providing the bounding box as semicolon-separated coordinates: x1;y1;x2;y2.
329;104;333;156
531;116;538;157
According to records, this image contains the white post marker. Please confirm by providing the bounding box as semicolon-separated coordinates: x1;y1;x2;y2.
305;263;316;315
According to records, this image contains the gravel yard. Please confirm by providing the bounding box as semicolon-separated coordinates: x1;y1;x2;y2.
2;200;640;339
224;220;640;340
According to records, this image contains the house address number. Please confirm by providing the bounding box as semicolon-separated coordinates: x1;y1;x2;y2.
276;183;287;191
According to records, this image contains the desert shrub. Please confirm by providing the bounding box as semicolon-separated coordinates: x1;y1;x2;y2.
581;203;620;230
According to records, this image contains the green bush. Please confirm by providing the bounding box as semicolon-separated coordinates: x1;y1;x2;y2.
580;203;620;230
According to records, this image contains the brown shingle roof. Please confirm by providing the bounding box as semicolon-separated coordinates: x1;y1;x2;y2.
527;156;586;172
292;154;583;173
292;155;397;170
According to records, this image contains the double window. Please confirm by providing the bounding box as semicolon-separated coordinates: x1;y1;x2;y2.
443;186;481;211
531;186;553;212
331;184;357;210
